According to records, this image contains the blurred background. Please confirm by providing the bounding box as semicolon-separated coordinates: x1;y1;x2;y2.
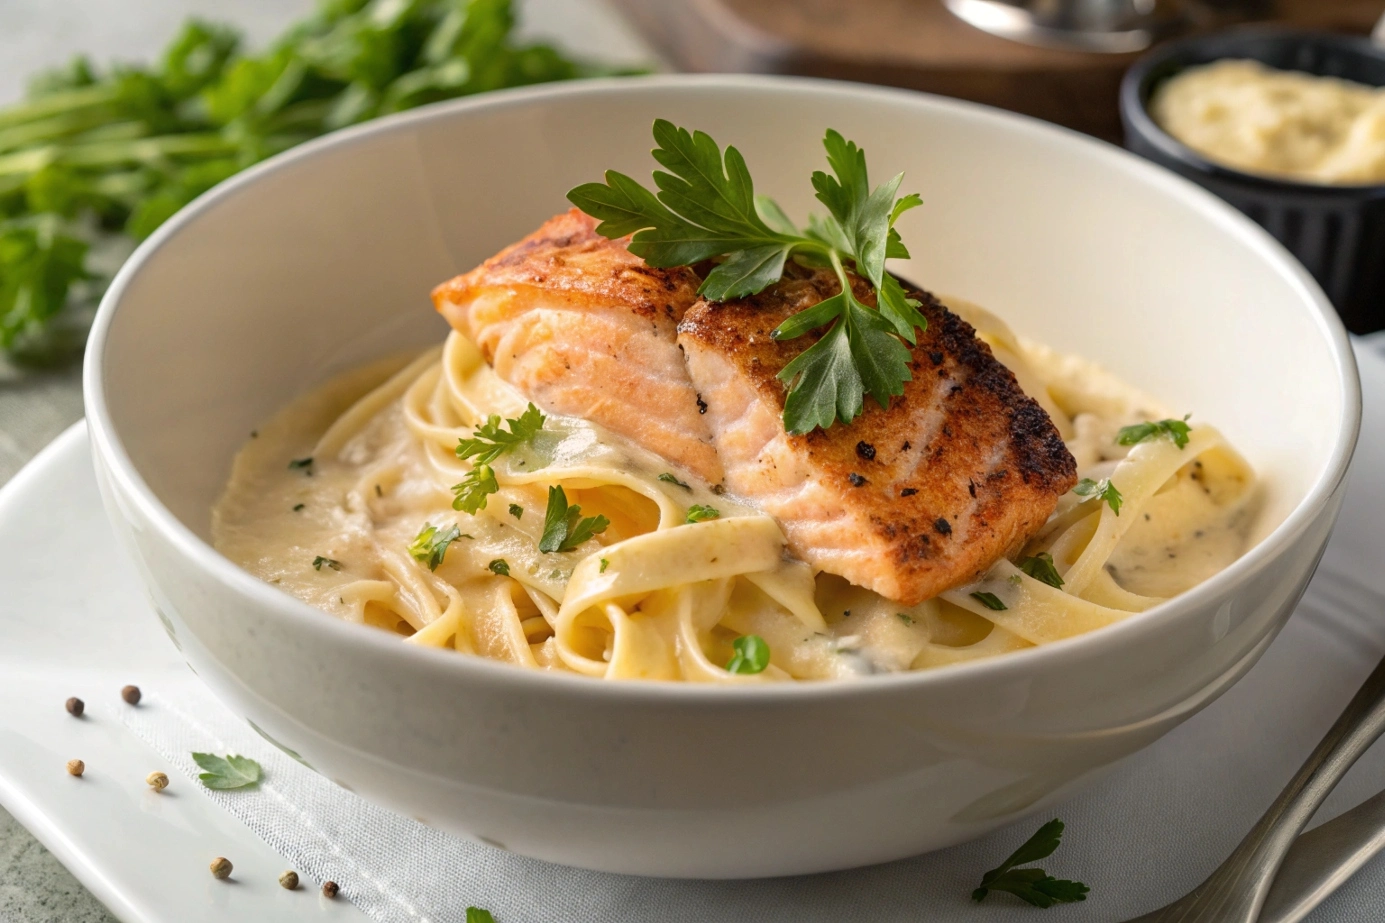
0;1;1382;920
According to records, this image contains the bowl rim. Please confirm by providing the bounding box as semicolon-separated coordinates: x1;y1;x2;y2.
83;72;1363;702
1120;25;1385;195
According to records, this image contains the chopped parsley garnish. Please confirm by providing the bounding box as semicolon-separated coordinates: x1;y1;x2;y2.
192;752;262;791
452;404;545;512
288;456;313;473
1018;552;1064;589
408;523;463;571
599;558;610;573
488;559;510;577
508;503;524;520
684;504;720;524
292;503;305;512
568;120;925;434
538;485;609;553
972;819;1089;908
971;591;1007;611
312;556;340;572
1074;477;1123;515
1118;415;1191;450
451;462;498;514
726;634;771;674
466;909;496;923
658;472;692;490
897;612;915;625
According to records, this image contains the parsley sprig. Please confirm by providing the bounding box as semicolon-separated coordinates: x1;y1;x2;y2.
1118;415;1191;450
452;403;544;513
538;485;609;553
1074;477;1123;515
726;634;770;674
408;522;464;571
684;504;720;524
568;121;925;434
972;819;1089;908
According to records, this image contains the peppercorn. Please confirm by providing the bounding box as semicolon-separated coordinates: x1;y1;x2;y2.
146;771;169;792
209;857;232;879
322;881;340;899
66;759;85;777
121;685;141;705
279;870;299;890
65;697;84;717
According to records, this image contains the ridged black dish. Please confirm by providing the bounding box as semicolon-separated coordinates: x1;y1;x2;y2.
1121;27;1385;335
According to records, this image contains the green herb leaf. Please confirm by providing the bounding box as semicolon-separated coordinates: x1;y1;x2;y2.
538;485;609;553
508;502;523;520
657;472;691;491
972;819;1088;907
569;122;924;432
192;752;263;791
488;559;510;577
466;909;496;923
455;403;546;464
1118;415;1192;450
288;456;313;472
726;634;770;674
897;612;915;625
1074;477;1123;515
684;504;720;524
452;462;498;514
0;1;608;361
970;591;1007;611
599;557;610;573
408;522;462;571
312;555;340;571
1018;552;1064;589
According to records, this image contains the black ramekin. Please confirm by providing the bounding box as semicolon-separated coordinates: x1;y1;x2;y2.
1121;27;1385;335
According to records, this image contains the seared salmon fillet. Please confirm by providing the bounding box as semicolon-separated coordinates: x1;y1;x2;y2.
432;209;723;483
677;265;1077;605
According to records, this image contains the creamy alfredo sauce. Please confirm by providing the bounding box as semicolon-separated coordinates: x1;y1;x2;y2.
214;329;1255;680
1152;59;1385;185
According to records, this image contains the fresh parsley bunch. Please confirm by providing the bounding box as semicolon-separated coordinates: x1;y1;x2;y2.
568;121;926;434
0;0;620;363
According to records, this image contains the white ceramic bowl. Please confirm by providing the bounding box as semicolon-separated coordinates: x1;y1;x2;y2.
84;75;1360;879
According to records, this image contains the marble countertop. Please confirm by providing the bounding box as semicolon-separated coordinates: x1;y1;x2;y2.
0;2;651;919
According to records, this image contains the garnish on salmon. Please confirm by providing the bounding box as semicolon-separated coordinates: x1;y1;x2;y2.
678;264;1077;604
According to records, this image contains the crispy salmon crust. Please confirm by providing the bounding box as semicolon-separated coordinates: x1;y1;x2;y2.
431;209;723;483
677;264;1077;605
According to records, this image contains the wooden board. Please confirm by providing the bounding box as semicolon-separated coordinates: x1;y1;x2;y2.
611;0;1383;140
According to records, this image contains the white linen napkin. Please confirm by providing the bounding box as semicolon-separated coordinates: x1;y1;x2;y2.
118;336;1385;923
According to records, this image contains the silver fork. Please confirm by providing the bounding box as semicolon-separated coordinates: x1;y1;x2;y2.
1122;652;1385;922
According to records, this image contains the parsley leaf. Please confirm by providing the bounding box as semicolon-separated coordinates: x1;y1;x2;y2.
569;121;924;433
538;485;609;553
452;462;499;514
466;909;496;923
451;405;545;513
455;403;546;464
488;559;510;577
1018;552;1064;589
971;591;1007;611
287;456;313;472
1074;477;1123;515
192;752;263;791
726;634;770;674
312;555;340;571
972;819;1089;908
1118;415;1192;450
599;557;610;573
508;502;524;520
684;504;720;523
408;522;463;571
658;472;691;491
